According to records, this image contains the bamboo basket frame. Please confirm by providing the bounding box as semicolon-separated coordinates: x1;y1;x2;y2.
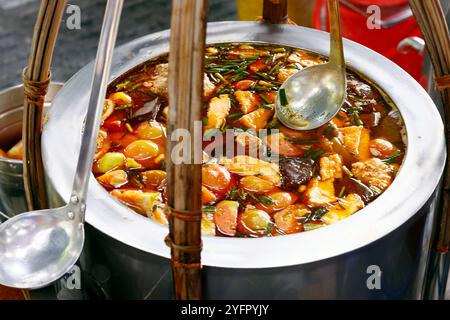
20;0;449;300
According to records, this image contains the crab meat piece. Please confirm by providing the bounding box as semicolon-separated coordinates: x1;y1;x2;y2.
277;67;298;83
304;177;336;206
319;153;343;180
339;126;370;161
235;131;262;153
287;51;323;67
322;194;364;225
143;63;169;97
221;155;281;186
239;104;274;129
351;158;393;192
234;90;259;114
205;94;231;130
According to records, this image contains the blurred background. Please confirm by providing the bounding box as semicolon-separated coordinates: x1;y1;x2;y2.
2;0;449;92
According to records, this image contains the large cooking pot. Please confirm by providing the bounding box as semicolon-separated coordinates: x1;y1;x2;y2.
42;22;446;299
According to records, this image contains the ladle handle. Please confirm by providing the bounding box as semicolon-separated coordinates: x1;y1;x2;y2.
70;0;123;215
328;0;345;69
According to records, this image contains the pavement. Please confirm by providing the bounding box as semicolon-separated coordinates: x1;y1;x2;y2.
0;0;236;91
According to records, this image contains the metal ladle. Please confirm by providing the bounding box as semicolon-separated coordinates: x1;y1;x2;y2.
0;0;123;289
275;0;346;130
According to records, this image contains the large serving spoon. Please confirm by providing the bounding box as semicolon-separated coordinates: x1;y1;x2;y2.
275;0;346;130
0;0;123;289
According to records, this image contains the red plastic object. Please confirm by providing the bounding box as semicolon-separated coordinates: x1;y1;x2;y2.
312;0;426;86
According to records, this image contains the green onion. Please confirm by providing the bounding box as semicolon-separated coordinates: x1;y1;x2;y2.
259;94;272;104
264;55;273;64
267;117;280;129
268;61;283;74
264;222;275;236
303;207;328;223
202;205;216;213
273;47;286;53
228;112;244;119
382;150;402;164
279;88;288;106
303;147;314;158
310;149;325;159
202;118;209;125
338;186;346;198
214;72;228;83
303;223;323;231
257;104;273;110
231;71;248;81
255;72;274;81
342;165;353;177
257;195;275;205
204;128;219;140
289;139;320;145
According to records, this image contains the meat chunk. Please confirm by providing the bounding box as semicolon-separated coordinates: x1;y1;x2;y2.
205;94;231;130
221;155;281;186
287;51;323;67
351;158;393;191
239;104;274;129
235;131;262;153
319;154;343;180
277;67;298;83
234;90;259;114
280;157;315;191
304;178;336;206
143;63;168;97
339;126;370;161
322;193;364;225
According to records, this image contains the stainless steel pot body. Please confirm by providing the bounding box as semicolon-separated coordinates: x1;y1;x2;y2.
0;83;62;219
42;22;446;299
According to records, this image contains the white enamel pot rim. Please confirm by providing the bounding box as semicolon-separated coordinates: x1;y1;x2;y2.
42;22;446;269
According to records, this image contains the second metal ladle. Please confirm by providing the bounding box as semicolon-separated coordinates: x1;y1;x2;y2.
275;0;346;130
0;0;123;289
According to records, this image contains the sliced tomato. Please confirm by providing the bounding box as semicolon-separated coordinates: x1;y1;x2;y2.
234;80;255;91
214;200;239;236
249;57;268;73
202;164;233;195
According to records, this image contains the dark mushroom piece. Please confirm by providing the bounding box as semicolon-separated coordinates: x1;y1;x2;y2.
279;157;315;191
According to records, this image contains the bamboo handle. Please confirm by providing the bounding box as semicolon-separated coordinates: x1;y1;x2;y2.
166;0;207;300
409;0;450;252
262;0;289;24
23;0;67;211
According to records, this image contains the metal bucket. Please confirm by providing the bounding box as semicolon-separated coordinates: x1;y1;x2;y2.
0;83;63;219
42;22;446;299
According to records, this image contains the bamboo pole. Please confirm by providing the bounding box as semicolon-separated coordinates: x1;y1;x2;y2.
22;0;67;211
260;0;297;25
166;0;208;300
409;0;450;299
409;0;450;254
